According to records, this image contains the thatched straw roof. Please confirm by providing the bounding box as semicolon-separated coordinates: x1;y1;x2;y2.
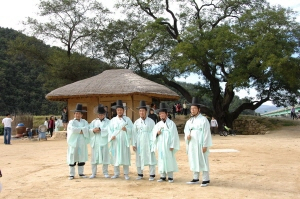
46;69;180;101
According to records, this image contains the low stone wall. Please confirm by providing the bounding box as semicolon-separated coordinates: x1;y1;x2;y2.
52;131;67;140
233;119;268;135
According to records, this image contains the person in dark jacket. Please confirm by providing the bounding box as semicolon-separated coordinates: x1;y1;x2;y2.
148;109;158;124
48;116;55;137
62;107;68;131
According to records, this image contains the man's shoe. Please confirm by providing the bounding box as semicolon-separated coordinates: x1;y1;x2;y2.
104;174;110;178
89;175;96;179
79;174;87;178
186;179;200;184
149;177;155;181
168;178;174;183
157;178;166;182
201;180;210;187
111;175;119;179
125;175;130;180
136;176;143;180
69;176;74;180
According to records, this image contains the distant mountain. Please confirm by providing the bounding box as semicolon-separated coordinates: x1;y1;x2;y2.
255;105;281;113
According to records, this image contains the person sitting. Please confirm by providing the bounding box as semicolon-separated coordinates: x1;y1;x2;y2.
224;124;236;136
25;128;33;139
38;124;48;140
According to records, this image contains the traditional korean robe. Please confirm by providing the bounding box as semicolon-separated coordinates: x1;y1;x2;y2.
67;118;89;164
89;118;111;165
132;117;156;170
108;116;133;166
152;118;180;173
184;114;212;172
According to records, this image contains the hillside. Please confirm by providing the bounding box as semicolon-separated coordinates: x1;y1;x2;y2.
255;104;281;113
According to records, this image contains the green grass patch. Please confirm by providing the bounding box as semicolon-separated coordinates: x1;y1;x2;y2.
33;116;60;129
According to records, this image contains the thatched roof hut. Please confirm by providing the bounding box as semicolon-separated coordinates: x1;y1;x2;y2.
46;69;179;122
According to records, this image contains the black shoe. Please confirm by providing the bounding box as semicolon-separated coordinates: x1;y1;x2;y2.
201;180;210;187
157;177;167;182
186;179;199;184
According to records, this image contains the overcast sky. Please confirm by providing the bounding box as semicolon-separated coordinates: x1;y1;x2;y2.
0;0;299;104
0;0;299;31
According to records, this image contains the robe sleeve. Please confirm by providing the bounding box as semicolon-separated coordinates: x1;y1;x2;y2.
89;120;96;147
183;121;191;153
183;121;190;141
100;120;110;138
132;121;138;147
108;118;115;142
202;118;212;147
67;120;79;147
126;117;133;134
169;121;180;151
82;120;90;144
151;123;160;152
148;119;155;142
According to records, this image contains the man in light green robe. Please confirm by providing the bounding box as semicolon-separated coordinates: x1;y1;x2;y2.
108;100;133;180
132;101;157;181
184;97;212;187
67;104;89;180
89;105;111;179
152;102;180;183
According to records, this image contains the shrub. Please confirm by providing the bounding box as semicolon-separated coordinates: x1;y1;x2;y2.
0;123;3;135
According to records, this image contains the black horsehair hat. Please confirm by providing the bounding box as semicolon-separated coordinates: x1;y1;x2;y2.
137;100;147;110
158;102;168;113
97;105;106;114
190;97;201;107
112;100;126;109
72;103;87;112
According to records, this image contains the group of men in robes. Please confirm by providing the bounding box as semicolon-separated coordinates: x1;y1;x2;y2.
66;97;212;187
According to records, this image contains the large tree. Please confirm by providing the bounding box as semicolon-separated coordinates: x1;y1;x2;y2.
94;16;194;101
114;0;300;127
24;0;109;59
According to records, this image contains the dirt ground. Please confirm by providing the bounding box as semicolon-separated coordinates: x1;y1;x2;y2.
1;123;300;199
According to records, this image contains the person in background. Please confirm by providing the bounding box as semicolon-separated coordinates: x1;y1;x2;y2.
62;107;68;131
172;104;176;119
104;106;109;119
48;116;55;137
38;124;48;140
183;101;187;115
150;103;157;111
148;108;158;124
152;102;180;183
55;117;60;132
184;97;212;187
210;117;218;136
89;105;111;179
132;101;157;181
2;113;15;145
26;128;33;139
67;103;89;180
168;112;172;120
44;117;49;135
224;123;236;136
291;106;296;120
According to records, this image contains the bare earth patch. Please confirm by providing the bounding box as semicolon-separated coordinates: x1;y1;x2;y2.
1;124;300;199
